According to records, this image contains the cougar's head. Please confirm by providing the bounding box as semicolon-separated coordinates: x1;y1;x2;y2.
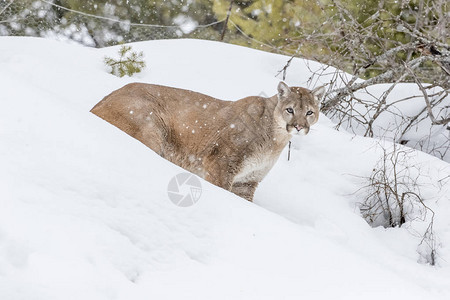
275;82;325;135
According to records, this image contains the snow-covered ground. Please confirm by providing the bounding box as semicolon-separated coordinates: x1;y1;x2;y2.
1;37;449;300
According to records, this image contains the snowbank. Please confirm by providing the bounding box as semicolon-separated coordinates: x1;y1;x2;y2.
0;37;449;300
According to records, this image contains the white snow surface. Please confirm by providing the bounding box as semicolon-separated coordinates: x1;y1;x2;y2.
0;37;450;300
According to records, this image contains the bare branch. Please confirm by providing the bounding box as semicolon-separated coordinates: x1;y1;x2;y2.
406;65;450;126
0;0;13;16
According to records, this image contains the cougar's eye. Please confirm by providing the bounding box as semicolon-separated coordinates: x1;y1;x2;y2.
306;110;313;116
286;108;294;114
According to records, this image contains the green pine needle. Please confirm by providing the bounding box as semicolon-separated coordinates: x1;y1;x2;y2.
104;45;146;77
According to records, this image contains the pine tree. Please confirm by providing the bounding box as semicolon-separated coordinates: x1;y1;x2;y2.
104;45;146;77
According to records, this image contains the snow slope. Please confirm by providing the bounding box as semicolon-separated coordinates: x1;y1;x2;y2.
1;37;450;300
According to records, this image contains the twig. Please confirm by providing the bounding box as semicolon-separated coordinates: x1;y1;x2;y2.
0;0;13;16
406;65;450;126
220;0;234;41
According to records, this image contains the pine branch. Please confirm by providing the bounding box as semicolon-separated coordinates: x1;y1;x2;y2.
104;45;146;77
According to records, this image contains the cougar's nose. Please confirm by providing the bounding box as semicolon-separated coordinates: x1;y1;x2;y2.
294;124;303;131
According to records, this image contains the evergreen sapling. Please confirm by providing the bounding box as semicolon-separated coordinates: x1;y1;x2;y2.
104;45;146;77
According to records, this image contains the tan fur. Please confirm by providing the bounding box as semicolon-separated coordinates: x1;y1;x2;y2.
90;82;324;201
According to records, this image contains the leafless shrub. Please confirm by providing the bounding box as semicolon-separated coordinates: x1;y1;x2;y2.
358;142;438;265
359;144;421;227
417;209;437;266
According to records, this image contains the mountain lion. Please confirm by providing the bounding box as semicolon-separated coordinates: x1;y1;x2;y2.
91;82;324;201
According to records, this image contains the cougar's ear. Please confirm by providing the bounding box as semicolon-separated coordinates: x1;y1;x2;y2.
311;85;326;105
277;82;291;101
